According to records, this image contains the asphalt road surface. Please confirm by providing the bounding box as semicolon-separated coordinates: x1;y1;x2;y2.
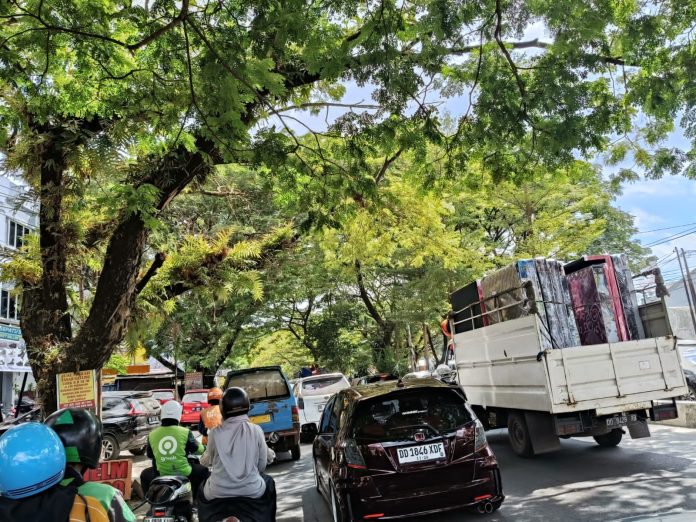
269;425;696;522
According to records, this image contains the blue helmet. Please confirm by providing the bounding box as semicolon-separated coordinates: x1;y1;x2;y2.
0;422;66;499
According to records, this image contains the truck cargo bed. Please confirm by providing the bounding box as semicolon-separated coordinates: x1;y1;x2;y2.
454;315;688;415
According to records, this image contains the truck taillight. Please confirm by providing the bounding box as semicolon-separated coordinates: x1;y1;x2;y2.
474;420;487;452
292;406;299;423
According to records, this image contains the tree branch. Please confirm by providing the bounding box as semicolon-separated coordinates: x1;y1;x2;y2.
355;260;385;328
135;252;167;295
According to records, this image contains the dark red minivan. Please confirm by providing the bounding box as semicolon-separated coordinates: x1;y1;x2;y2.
312;378;503;521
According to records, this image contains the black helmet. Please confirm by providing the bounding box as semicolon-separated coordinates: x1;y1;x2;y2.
45;408;103;469
221;387;250;419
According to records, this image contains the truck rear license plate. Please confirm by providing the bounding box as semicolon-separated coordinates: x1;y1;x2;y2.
251;414;271;424
606;414;637;428
397;442;445;464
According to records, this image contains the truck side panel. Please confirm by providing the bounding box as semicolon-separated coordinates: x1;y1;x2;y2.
546;337;687;413
454;315;553;412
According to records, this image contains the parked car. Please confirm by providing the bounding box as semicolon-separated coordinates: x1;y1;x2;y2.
313;378;504;521
293;373;350;442
151;388;176;405
101;391;162;460
0;406;41;435
180;389;209;427
224;366;301;460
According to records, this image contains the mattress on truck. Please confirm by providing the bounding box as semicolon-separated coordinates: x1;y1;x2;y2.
453;315;688;415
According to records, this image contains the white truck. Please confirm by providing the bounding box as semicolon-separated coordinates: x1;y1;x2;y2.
452;313;688;456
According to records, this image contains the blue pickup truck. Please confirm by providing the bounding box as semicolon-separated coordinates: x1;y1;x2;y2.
224;366;301;460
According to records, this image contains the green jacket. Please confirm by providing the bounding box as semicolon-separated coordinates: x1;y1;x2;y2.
147;424;204;476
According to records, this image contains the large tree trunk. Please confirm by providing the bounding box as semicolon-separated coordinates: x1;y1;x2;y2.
21;135;215;415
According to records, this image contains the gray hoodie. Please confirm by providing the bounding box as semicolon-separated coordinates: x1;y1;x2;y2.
200;415;272;500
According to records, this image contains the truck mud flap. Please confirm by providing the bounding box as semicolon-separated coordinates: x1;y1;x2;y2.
627;418;650;439
525;411;561;455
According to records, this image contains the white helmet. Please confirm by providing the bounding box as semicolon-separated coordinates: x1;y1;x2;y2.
161;400;183;422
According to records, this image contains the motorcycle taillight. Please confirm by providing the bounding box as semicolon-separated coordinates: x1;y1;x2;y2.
153;510;166;516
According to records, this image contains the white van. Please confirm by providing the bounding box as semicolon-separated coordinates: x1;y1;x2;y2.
293;373;351;441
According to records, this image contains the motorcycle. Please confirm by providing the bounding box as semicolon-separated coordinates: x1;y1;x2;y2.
143;475;195;522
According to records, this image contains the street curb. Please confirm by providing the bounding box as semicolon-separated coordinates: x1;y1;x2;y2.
651;400;696;428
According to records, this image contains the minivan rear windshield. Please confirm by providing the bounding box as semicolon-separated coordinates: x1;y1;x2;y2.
302;375;346;393
352;388;472;442
182;392;207;403
227;370;290;401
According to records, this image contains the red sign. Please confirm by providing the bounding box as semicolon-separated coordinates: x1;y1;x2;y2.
83;459;132;499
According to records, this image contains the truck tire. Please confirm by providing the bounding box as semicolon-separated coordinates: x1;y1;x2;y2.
593;429;623;447
507;412;533;457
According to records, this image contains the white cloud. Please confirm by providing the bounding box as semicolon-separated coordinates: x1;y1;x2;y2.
621;177;694;198
627;208;667;230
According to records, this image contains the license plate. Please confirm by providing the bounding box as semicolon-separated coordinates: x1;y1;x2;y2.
148;417;159;425
144;517;174;522
192;406;202;412
606;414;637;428
396;442;446;464
250;414;271;424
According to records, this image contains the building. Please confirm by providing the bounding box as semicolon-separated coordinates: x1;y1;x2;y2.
0;175;38;414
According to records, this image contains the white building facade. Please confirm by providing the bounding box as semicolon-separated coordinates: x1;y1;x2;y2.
0;175;38;414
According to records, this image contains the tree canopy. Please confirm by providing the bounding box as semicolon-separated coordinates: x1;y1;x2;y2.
1;0;692;409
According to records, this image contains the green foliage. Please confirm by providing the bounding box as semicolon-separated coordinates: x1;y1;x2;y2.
104;353;129;375
246;331;313;378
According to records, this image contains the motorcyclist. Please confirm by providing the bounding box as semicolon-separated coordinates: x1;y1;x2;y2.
140;400;208;497
198;387;223;445
198;387;277;522
45;407;135;522
0;422;75;522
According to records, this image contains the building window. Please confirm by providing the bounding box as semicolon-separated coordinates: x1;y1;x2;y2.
8;220;30;249
0;289;18;321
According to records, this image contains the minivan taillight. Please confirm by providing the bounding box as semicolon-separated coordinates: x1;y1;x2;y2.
342;438;366;469
474;419;487;452
292;406;300;423
298;398;305;410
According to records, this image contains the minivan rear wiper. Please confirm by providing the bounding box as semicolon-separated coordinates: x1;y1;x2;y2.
386;423;441;437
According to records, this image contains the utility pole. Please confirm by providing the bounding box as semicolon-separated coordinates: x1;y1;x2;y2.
682;248;696;335
676;247;696;335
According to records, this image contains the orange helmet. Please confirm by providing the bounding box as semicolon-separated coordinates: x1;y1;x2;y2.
207;387;223;402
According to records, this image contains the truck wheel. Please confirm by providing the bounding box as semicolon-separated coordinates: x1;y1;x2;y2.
593;429;623;447
291;442;301;461
507;412;533;457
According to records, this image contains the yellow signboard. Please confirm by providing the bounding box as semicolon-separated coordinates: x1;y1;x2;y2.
57;370;97;410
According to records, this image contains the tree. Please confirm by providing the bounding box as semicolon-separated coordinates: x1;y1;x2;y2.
0;0;684;411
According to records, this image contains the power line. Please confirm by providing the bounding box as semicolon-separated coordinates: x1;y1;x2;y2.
635;221;696;234
643;226;696;248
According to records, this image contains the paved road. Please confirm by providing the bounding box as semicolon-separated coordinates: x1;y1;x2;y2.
269;425;696;522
